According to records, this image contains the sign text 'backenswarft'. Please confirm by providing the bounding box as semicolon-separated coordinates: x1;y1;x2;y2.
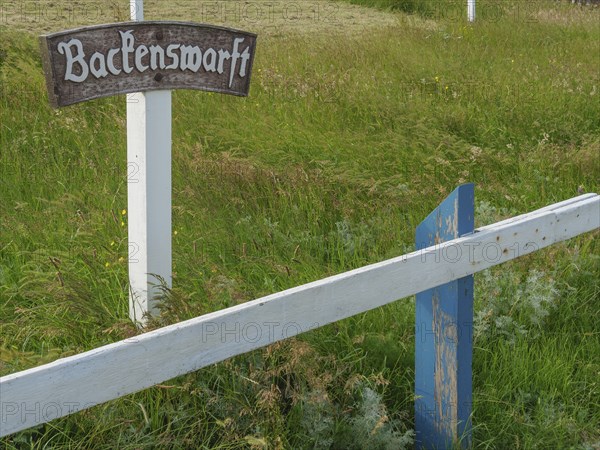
40;22;257;107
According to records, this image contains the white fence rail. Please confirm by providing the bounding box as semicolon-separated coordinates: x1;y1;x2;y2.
1;194;598;437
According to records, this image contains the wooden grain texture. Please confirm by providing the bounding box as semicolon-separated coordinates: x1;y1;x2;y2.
1;194;598;437
40;21;257;107
415;184;474;449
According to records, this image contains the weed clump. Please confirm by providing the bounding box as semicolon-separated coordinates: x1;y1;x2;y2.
344;382;414;450
474;268;560;344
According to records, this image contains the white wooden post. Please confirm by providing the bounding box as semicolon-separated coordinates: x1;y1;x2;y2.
127;0;172;325
468;0;476;22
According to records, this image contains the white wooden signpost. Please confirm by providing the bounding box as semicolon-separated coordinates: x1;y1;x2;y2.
39;0;256;325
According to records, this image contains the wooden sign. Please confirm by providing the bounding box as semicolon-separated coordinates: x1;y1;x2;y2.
40;21;257;107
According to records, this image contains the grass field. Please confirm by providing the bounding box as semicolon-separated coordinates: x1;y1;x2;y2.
1;0;599;448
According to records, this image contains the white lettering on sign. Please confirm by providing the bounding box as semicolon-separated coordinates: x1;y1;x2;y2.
57;39;89;82
58;30;252;88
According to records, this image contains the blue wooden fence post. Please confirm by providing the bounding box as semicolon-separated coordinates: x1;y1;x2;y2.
415;183;474;449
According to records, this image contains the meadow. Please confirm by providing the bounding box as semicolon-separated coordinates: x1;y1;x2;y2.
0;0;599;448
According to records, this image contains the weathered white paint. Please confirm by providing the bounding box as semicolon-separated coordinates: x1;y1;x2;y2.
127;90;172;324
127;0;172;325
468;0;475;22
130;0;143;21
1;194;597;437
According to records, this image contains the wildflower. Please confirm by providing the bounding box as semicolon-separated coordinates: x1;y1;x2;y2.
118;257;125;262
121;221;125;227
121;209;127;215
105;262;110;267
174;230;178;235
110;241;115;246
435;76;439;82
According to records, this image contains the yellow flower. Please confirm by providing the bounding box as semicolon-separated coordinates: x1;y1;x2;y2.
105;262;110;267
174;230;178;235
435;76;439;82
118;257;125;263
110;241;115;246
121;221;125;227
121;209;127;215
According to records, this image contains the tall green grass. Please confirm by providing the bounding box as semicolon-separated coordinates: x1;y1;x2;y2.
1;1;599;447
341;0;453;14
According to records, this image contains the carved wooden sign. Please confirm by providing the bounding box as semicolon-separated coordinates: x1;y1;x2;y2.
40;21;257;107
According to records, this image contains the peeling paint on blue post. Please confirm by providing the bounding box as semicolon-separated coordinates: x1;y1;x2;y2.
415;184;474;449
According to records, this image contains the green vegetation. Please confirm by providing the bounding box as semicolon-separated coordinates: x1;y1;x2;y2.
342;0;452;15
1;0;599;448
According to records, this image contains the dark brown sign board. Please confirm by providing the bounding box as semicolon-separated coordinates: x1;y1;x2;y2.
40;21;257;107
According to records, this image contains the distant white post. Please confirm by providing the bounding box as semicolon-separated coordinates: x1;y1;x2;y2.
468;0;476;22
127;0;172;325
